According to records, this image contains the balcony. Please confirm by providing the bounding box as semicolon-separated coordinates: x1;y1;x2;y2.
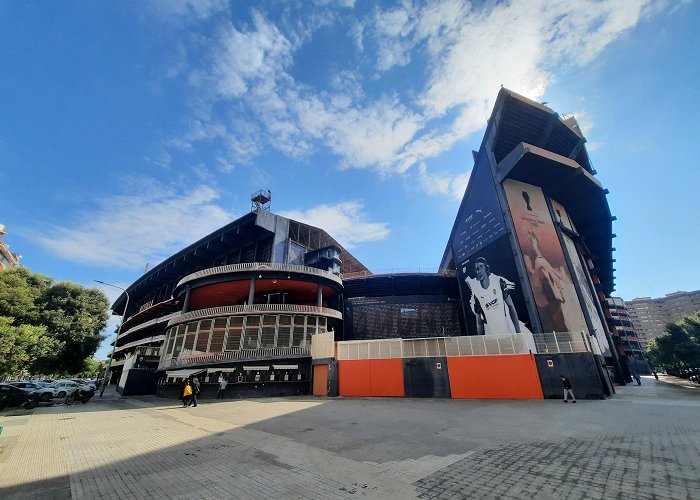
176;262;343;289
168;304;342;327
158;346;311;371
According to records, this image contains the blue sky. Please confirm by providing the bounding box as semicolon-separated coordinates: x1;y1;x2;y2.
1;1;698;358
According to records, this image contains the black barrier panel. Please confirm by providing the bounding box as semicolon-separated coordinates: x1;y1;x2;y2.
534;353;607;400
159;381;311;400
403;357;451;398
120;369;159;396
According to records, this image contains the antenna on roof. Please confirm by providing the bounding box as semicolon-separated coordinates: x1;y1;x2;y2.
251;189;272;212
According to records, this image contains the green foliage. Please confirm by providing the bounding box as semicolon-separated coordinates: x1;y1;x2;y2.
645;312;700;369
0;267;110;376
0;267;52;325
77;357;106;378
0;316;62;375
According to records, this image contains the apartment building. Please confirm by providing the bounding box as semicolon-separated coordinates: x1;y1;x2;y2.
626;290;700;343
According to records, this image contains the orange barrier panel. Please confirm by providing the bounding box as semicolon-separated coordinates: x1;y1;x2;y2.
447;354;543;399
369;359;405;397
338;360;371;397
313;364;329;396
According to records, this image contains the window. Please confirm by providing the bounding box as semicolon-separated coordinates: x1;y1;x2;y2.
172;325;186;357
260;315;277;348
164;328;176;355
291;316;306;347
277;315;292;348
226;317;243;350
195;320;212;352
210;318;228;352
242;315;261;349
183;322;197;350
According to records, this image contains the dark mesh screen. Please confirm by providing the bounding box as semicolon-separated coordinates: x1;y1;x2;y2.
346;298;461;340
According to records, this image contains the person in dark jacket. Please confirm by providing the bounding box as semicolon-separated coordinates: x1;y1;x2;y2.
560;375;576;403
190;377;200;407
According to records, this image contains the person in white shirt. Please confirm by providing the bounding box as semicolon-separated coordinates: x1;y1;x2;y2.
464;257;524;336
217;378;228;399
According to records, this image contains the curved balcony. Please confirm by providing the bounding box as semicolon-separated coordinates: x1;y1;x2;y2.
114;335;166;355
168;304;342;327
176;262;343;289
119;312;180;341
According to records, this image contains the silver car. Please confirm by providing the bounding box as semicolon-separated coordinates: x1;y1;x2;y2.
6;381;58;402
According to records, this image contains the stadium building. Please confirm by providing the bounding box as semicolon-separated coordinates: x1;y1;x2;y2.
106;89;623;400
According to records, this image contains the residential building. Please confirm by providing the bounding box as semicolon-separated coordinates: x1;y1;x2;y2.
626;291;700;343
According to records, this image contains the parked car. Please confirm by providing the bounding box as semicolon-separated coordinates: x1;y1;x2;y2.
0;383;35;409
52;380;91;398
6;381;58;402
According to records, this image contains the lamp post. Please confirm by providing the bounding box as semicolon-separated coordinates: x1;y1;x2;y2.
95;280;130;398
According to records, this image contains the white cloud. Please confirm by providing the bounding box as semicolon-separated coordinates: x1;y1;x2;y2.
210;12;294;99
165;0;662;198
416;163;469;201
151;0;228;21
280;202;390;248
32;181;235;270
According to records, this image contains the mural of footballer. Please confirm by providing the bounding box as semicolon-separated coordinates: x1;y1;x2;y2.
463;256;530;336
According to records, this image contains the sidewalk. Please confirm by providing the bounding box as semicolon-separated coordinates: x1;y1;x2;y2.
1;377;699;499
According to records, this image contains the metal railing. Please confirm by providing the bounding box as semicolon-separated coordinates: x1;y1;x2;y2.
158;346;311;370
135;346;161;357
341;268;457;279
176;262;343;288
119;313;180;339
337;331;600;360
337;334;533;360
114;335;165;354
531;331;602;355
167;304;342;326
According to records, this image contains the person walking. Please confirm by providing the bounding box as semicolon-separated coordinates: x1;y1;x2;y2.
181;380;193;408
560;375;576;403
191;377;201;407
217;378;228;399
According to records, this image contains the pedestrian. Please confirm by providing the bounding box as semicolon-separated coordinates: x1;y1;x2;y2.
191;377;200;407
182;380;192;407
560;375;576;403
217;378;228;399
652;369;659;380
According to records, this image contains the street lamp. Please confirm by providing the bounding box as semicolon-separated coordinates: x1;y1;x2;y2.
95;280;130;398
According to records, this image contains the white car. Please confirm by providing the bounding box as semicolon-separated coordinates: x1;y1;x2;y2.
52;380;91;398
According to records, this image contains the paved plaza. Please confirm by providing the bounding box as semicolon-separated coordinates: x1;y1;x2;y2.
1;376;699;499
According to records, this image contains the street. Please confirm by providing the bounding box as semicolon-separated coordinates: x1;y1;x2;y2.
1;376;699;499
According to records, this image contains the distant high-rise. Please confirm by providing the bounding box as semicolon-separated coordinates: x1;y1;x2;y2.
626;291;700;343
0;224;21;270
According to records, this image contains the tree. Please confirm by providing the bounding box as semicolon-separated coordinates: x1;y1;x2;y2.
77;357;106;379
35;282;110;374
0;316;62;375
0;268;110;375
644;312;700;372
0;267;52;325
